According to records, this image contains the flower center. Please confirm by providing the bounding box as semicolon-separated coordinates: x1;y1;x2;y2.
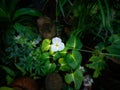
55;43;59;47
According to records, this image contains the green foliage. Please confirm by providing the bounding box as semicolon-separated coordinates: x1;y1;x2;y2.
13;23;36;39
41;39;51;52
0;0;41;21
97;0;112;33
106;34;120;59
5;32;84;89
41;61;56;75
86;55;107;78
0;66;16;77
0;65;17;85
66;34;82;49
59;58;71;71
15;64;26;76
0;87;14;90
65;50;82;69
1;0;120;89
56;0;73;17
56;0;120;84
13;8;41;20
0;0;41;45
65;69;83;89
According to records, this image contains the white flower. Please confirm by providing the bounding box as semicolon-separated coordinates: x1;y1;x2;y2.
83;75;93;87
51;37;65;52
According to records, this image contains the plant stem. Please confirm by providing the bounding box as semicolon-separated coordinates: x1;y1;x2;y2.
80;49;93;53
80;49;120;57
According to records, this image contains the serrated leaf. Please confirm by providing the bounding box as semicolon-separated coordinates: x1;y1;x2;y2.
86;55;107;78
93;70;101;78
65;50;82;69
65;69;83;89
66;35;82;49
41;39;51;52
89;55;101;62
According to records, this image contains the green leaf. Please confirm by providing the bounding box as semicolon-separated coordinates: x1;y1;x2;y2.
65;69;83;89
65;50;82;69
47;63;56;73
93;70;101;78
13;8;41;20
0;8;8;18
86;55;107;78
66;35;82;49
53;47;68;60
41;39;51;52
97;0;105;27
59;58;71;71
0;87;14;90
107;45;120;57
65;73;73;84
59;47;68;56
13;23;35;39
15;64;26;76
0;65;16;77
106;34;120;59
108;34;120;44
40;52;50;61
41;61;56;75
13;23;28;33
53;52;61;60
6;75;14;85
8;0;20;15
58;0;65;17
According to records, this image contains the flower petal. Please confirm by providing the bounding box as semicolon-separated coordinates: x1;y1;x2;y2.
51;44;59;52
52;37;62;44
51;37;65;52
58;42;65;51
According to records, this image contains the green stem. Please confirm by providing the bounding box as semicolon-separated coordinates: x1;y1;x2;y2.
80;49;120;57
103;53;120;57
80;49;93;53
68;47;120;57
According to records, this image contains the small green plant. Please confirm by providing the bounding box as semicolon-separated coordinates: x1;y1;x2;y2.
6;33;84;89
